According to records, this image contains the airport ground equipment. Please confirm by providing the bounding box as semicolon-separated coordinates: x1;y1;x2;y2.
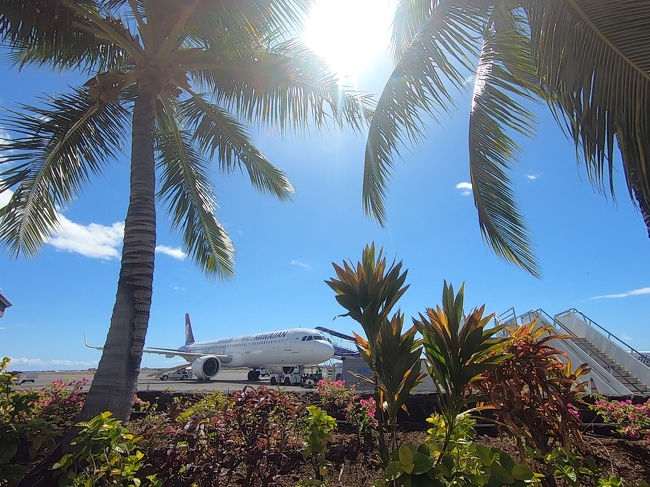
502;308;650;395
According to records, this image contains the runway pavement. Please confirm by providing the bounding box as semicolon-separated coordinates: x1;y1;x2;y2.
13;368;321;394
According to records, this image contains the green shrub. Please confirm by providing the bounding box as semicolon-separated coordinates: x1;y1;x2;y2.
378;412;538;486
51;411;161;487
590;396;650;440
299;405;337;485
0;357;60;485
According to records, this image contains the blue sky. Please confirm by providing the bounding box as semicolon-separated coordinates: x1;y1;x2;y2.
1;1;649;371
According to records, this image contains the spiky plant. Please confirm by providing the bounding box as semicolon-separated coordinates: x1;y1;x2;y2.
413;282;507;457
326;244;424;463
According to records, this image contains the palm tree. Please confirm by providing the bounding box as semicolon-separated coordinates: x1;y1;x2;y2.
364;0;650;277
0;0;372;421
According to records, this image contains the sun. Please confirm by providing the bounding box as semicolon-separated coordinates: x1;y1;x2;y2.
302;0;395;83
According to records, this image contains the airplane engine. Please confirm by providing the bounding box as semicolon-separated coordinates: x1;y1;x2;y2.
191;355;221;380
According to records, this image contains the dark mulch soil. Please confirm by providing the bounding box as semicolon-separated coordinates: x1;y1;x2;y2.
275;431;650;486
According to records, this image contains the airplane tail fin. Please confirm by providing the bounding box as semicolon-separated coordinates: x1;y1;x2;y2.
184;313;195;346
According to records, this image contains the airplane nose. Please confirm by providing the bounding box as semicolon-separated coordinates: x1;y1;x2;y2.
319;341;335;361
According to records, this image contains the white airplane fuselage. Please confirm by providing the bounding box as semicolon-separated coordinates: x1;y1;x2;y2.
183;328;335;368
86;315;335;380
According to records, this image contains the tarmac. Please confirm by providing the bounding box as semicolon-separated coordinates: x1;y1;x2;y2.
13;368;321;394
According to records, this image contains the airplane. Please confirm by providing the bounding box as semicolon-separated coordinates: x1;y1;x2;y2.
85;313;335;382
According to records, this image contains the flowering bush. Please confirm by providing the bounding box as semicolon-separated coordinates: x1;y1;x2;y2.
316;379;378;434
33;377;87;427
590;396;650;439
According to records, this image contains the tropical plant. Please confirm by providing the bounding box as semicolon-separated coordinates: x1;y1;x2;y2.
51;411;161;487
474;321;590;458
139;385;304;486
300;405;337;485
0;358;61;485
0;0;372;421
590;396;650;440
326;244;424;464
413;281;506;457
363;0;650;276
378;412;537;487
316;379;378;436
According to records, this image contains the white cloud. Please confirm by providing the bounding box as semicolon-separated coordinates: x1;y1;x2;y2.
8;356;98;370
291;259;310;269
455;182;473;196
156;245;187;260
2;189;125;259
526;173;541;182
2;190;186;262
622;334;633;342
0;326;7;331
49;216;124;259
173;286;185;292
590;287;650;300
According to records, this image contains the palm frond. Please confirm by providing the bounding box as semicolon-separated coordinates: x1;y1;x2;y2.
189;40;374;133
189;0;311;42
526;0;650;221
0;87;128;256
390;0;433;62
469;9;540;277
0;0;129;72
364;3;485;224
155;101;235;279
180;92;294;201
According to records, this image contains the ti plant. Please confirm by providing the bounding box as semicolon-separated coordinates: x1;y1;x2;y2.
474;320;591;487
413;282;507;459
326;244;424;464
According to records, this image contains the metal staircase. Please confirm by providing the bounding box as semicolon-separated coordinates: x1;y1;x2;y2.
570;337;648;394
506;308;650;396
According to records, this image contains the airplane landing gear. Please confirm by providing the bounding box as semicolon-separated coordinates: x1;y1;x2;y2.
247;370;262;381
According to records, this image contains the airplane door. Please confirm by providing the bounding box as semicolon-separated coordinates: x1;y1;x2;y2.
284;337;291;351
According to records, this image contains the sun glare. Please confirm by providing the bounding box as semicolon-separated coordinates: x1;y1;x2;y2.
303;0;395;83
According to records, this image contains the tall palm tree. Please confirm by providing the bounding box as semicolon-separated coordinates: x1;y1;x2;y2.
364;0;650;277
0;0;372;421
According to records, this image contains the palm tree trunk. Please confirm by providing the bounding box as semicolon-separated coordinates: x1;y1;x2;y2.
79;83;157;422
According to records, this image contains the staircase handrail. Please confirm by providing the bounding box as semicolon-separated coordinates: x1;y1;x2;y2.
521;309;639;394
555;308;650;366
523;309;577;337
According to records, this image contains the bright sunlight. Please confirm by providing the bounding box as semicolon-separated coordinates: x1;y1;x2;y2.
303;0;395;82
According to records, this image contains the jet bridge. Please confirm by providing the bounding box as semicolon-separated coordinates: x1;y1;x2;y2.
315;326;360;359
510;308;650;396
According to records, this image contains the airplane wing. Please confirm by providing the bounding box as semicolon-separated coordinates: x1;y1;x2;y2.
84;332;231;362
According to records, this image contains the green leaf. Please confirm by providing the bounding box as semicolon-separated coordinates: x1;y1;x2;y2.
385;461;403;480
476;444;494;466
412;452;433;475
511;464;534;481
399;444;414;468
